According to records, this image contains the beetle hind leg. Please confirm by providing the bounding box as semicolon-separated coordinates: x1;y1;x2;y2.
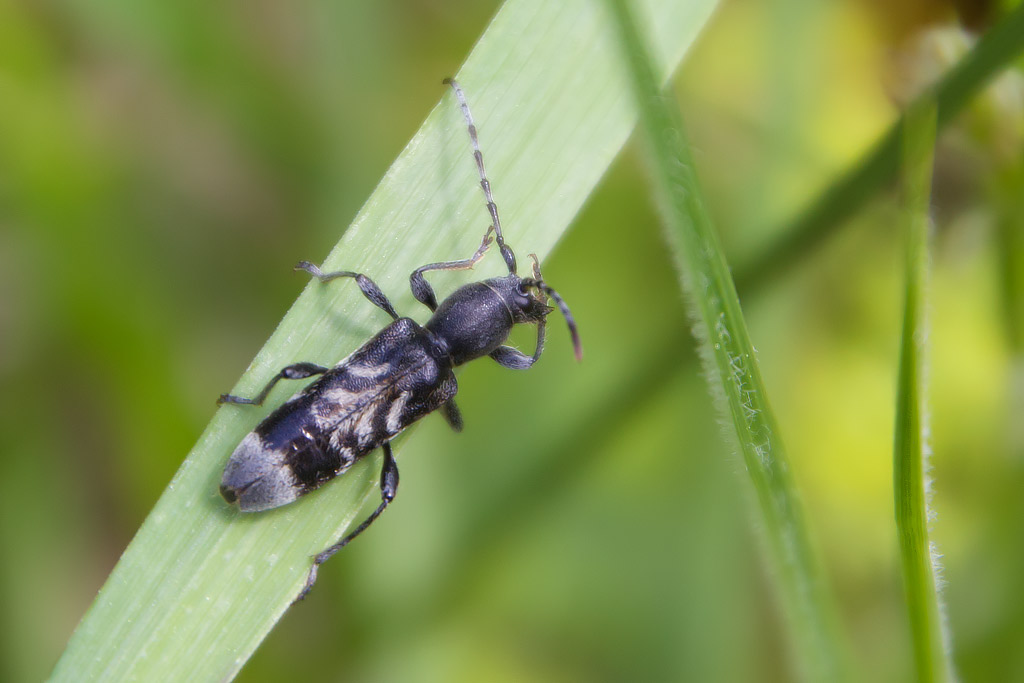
217;362;328;406
295;441;400;603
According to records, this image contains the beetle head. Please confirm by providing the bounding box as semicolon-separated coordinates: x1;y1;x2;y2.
502;274;552;324
498;254;582;361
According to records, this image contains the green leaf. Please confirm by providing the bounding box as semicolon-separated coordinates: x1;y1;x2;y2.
605;0;850;680
49;0;718;680
893;98;953;683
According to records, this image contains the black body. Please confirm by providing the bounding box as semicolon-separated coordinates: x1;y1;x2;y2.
217;80;581;602
220;318;456;511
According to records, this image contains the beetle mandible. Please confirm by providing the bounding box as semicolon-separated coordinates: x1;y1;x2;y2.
218;79;582;600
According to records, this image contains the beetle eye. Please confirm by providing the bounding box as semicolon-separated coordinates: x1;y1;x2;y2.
511;283;529;304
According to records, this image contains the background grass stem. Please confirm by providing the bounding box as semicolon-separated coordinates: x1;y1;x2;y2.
606;0;849;680
893;99;954;683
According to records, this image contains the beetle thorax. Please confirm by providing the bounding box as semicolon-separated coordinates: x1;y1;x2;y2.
424;280;516;365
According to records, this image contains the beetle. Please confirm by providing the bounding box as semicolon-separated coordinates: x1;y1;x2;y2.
218;79;582;600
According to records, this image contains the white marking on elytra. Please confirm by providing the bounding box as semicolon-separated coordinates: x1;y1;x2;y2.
387;391;411;434
347;362;390;379
353;405;379;444
327;429;356;461
319;386;363;408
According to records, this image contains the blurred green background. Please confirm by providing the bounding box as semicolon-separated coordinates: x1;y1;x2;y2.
2;0;1022;681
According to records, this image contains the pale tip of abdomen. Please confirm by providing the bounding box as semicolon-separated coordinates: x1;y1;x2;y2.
220;433;301;512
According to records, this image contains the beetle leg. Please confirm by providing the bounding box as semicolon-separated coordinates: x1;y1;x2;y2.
296;441;399;603
410;226;493;311
489;319;546;370
217;362;328;406
295;261;400;321
441;399;463;432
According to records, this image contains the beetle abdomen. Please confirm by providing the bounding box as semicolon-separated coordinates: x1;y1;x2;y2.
221;318;457;511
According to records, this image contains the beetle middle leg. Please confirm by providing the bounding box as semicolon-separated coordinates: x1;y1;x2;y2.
296;441;399;603
410;226;493;311
296;261;400;321
442;399;463;432
218;362;328;406
490;319;546;370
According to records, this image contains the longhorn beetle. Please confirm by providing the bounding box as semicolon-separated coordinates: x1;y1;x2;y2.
218;79;582;601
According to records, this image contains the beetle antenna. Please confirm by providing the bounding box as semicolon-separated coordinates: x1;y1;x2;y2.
523;278;582;361
444;78;517;275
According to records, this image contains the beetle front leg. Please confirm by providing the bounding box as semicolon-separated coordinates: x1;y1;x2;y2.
296;261;400;321
296;441;399;603
410;226;493;311
490;319;546;370
218;362;328;406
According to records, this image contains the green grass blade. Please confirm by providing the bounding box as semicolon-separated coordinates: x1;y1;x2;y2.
893;99;953;683
49;0;718;680
737;2;1024;292
605;1;849;680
